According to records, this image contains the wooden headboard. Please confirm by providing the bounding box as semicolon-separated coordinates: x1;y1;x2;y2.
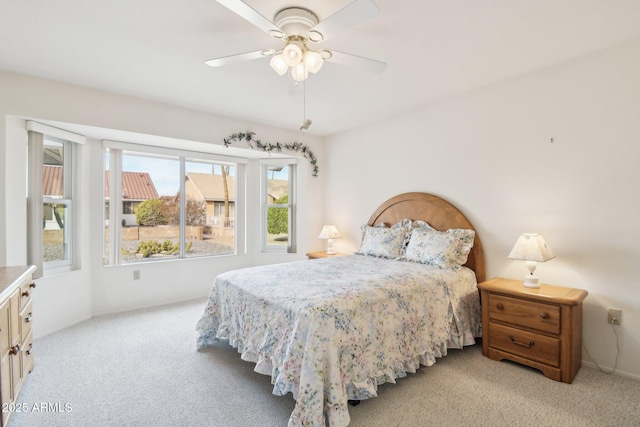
367;192;485;283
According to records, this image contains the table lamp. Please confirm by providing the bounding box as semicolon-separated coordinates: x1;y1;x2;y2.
318;225;341;255
508;233;555;288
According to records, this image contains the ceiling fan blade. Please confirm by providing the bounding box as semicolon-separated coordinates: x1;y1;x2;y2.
325;50;387;73
216;0;284;38
308;0;379;42
205;50;272;67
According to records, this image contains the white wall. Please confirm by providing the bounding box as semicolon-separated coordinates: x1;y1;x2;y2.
0;70;324;336
323;41;640;380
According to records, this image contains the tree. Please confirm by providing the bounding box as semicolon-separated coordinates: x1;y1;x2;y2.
221;165;231;227
135;199;169;226
185;199;207;226
267;195;288;235
159;195;207;226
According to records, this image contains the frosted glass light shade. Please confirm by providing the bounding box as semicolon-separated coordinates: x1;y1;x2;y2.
269;54;288;76
291;62;308;81
303;51;323;74
283;43;303;66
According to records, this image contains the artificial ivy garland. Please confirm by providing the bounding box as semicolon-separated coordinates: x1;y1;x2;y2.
223;131;319;177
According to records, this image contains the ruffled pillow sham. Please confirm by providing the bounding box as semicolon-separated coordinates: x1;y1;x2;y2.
357;218;412;259
405;227;475;268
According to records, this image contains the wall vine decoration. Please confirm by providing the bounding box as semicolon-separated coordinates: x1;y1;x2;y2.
223;131;319;177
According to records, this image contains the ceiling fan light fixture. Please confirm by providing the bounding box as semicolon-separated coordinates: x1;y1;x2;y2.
291;62;308;82
269;54;288;76
283;40;303;67
303;50;323;74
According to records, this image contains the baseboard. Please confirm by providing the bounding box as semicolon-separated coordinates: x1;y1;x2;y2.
36;314;93;339
581;359;640;381
35;297;207;340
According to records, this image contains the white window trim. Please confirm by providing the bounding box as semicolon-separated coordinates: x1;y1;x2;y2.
27;122;84;278
260;159;297;253
103;141;246;265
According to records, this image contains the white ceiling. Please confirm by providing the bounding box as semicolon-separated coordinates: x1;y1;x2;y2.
2;0;640;136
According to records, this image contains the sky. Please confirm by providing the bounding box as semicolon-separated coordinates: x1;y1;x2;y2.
105;151;288;196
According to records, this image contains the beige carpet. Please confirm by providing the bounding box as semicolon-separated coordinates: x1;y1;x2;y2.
10;298;640;427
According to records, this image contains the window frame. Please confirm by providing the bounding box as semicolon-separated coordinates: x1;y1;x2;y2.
261;160;297;253
103;140;246;266
26;121;84;278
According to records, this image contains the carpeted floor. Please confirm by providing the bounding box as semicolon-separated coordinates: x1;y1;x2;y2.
10;298;640;427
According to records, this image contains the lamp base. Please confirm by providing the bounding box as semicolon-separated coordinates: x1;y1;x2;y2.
524;275;540;288
325;238;335;255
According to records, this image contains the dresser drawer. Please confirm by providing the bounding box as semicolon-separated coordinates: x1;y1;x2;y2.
488;294;560;334
489;323;560;367
22;330;34;375
19;279;35;311
20;299;33;340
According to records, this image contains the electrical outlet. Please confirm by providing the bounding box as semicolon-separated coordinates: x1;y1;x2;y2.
133;270;141;280
607;308;621;325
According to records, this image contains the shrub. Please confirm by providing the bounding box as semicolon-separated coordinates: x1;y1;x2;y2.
135;199;169;226
121;239;193;258
267;195;288;235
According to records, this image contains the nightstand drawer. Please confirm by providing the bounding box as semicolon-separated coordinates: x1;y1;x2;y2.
488;294;560;334
489;323;560;367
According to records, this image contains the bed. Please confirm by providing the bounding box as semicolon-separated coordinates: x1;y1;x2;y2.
196;192;485;427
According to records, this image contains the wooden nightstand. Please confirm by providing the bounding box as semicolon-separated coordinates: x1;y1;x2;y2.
305;251;347;260
477;277;588;384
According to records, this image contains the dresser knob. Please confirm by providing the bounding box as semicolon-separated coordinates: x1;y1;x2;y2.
25;312;33;323
496;303;504;310
29;282;36;289
540;312;550;319
9;345;20;356
22;290;30;298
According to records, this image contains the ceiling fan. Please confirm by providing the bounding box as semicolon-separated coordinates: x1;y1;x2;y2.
206;0;387;82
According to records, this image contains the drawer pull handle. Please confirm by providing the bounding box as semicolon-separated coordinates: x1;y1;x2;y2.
25;312;33;323
26;343;33;356
29;282;36;289
22;290;30;298
9;345;20;356
540;312;550;319
496;303;504;310
509;336;535;348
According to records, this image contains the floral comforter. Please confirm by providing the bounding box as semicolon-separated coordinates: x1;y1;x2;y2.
196;255;481;427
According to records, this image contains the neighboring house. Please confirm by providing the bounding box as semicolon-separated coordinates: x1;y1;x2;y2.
184;172;289;227
267;179;288;204
103;170;160;226
185;172;236;227
41;165;64;230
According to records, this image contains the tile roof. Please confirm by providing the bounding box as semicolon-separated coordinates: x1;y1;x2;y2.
42;165;63;196
105;170;159;200
42;166;159;200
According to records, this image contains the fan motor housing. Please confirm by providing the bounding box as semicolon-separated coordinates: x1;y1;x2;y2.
274;7;319;37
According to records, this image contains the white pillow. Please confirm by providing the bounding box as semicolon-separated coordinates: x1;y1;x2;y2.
405;227;475;268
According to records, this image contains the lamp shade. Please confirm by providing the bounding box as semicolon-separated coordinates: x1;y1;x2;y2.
269;54;288;76
283;42;303;66
318;225;341;240
303;50;323;74
291;62;308;81
508;234;555;261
